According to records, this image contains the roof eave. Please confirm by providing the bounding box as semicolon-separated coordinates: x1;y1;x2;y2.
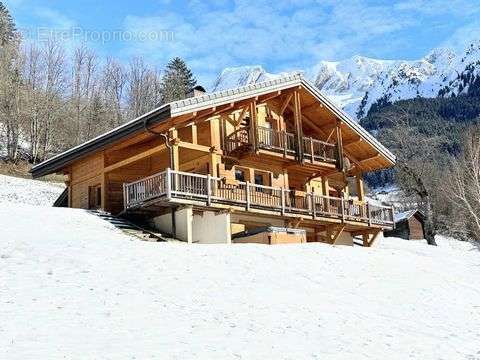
300;79;396;166
30;105;171;178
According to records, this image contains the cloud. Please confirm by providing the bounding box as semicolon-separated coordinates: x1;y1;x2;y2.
10;0;480;87
33;7;76;29
122;0;426;86
442;20;480;53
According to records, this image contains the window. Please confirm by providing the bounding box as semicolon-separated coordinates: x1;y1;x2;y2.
88;184;102;209
235;169;245;182
254;174;264;186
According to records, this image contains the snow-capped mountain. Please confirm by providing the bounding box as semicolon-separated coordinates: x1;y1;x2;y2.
211;41;480;119
211;65;296;92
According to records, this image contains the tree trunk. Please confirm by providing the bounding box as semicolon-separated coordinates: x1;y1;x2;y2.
422;197;437;246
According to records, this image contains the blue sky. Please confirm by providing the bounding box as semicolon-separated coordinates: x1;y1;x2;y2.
4;0;480;86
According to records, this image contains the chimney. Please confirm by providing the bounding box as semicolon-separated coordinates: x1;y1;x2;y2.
187;85;206;98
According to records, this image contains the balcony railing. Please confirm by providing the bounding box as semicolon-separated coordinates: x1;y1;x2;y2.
257;126;296;156
224;126;337;164
302;136;337;163
124;169;394;228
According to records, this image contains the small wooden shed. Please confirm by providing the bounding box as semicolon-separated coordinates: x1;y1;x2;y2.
384;210;425;240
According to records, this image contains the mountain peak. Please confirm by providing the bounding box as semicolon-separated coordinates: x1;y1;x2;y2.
211;42;480;119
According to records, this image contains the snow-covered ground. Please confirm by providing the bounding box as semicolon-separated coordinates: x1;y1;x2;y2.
1;176;479;359
0;174;64;206
1;203;479;359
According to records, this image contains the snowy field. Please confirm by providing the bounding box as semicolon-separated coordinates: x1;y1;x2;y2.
1;177;479;359
0;174;64;206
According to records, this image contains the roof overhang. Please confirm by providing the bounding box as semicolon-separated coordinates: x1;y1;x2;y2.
31;105;170;178
31;74;395;178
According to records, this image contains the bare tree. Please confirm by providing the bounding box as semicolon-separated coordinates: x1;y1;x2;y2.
23;44;44;162
70;46;98;144
0;39;24;161
446;126;480;241
102;58;126;127
380;107;444;245
126;57;162;118
39;40;66;159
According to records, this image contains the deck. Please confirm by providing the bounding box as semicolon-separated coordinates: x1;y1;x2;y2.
224;126;339;165
123;169;394;229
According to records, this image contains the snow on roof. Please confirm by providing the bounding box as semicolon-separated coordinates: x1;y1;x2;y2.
394;209;421;223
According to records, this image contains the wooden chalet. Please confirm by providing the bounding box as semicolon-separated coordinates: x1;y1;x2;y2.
31;74;396;246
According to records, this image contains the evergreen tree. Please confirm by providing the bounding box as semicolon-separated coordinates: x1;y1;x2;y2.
160;57;197;103
0;2;16;46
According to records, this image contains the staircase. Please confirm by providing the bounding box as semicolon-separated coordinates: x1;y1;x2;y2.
88;210;168;242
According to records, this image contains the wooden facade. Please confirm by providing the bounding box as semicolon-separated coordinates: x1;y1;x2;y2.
33;75;396;245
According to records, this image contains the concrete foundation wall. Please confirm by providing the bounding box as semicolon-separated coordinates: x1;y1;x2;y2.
151;207;193;243
193;211;231;244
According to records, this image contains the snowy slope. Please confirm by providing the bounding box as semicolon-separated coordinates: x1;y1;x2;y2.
1;202;479;359
0;174;64;206
211;40;480;119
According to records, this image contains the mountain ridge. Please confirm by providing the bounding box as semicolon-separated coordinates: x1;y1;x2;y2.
210;41;480;119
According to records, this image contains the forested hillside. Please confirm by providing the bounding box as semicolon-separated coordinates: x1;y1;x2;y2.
360;94;480;241
0;2;197;164
361;95;480;158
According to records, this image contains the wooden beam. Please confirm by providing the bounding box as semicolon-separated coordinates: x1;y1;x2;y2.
356;173;365;202
358;153;382;164
178;141;213;153
235;105;249;127
344;137;363;146
172;144;179;170
191;124;198;144
249;101;258;152
293;91;303;161
209;152;219;177
104;143;167;173
331;225;346;245
221;113;237;127
279;93;293;115
336;121;344;171
301;103;322;113
210;117;221;149
101;171;107;210
326;127;336;143
361;229;381;247
258;90;282;104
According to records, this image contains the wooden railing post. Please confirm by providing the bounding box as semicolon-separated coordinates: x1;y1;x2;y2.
391;206;395;228
311;191;316;219
207;174;212;206
281;189;285;216
123;183;127;209
367;202;372;226
341;197;345;222
283;132;287;157
309;137;314;163
246;181;250;211
166;168;172;200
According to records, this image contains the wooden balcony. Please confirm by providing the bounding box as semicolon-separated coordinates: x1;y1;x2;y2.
123;169;394;229
224;126;338;165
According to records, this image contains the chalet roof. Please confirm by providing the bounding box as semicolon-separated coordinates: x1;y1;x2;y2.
31;74;395;178
394;209;425;223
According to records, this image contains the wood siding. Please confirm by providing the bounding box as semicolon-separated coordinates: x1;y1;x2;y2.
70;153;104;209
408;215;425;240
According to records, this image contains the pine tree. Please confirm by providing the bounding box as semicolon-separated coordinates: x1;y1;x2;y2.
0;2;16;46
160;57;197;103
